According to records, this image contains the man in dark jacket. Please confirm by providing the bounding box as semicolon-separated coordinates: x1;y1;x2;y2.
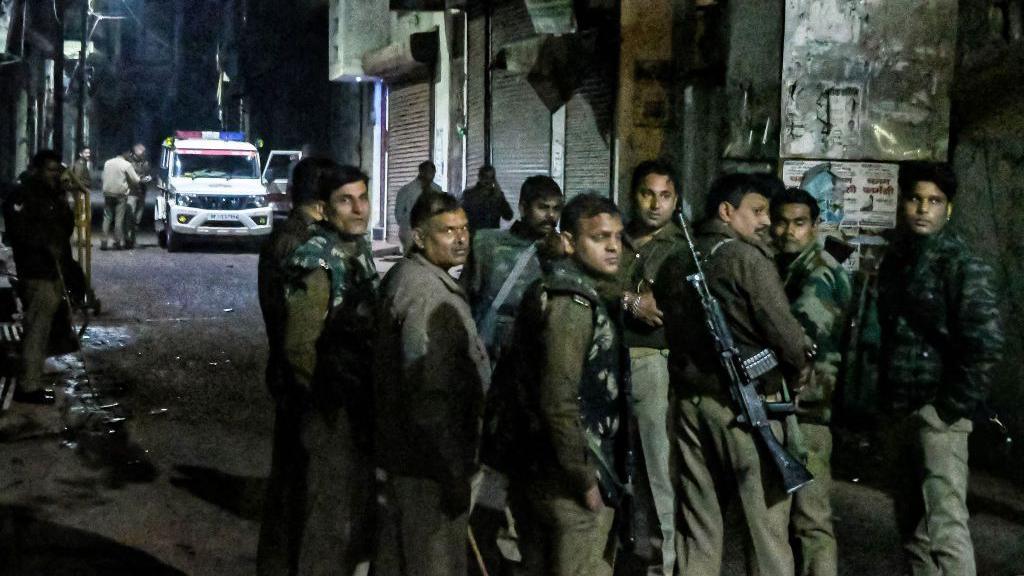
461;165;513;235
2;150;74;405
255;156;332;575
876;162;1003;576
666;173;809;576
374;191;490;576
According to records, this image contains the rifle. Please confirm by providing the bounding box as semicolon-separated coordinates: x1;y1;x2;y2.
676;214;813;494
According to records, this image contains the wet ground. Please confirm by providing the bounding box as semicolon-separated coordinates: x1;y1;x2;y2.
0;199;1022;575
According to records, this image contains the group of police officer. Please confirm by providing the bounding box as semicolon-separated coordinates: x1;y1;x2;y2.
255;156;1002;576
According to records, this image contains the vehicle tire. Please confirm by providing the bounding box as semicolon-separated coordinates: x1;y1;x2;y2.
165;221;184;252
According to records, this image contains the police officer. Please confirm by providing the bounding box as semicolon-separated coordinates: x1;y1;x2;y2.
124;143;154;250
374;192;490;576
461;174;564;364
255;156;332;575
666;173;808;576
616;159;687;576
2;150;73;405
505;193;627;576
280;165;379;574
876;162;1003;576
771;188;852;576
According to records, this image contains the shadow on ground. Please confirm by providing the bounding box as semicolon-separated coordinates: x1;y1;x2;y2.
0;504;185;575
169;464;265;521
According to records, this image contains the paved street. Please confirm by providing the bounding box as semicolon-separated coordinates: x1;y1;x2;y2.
0;213;1022;575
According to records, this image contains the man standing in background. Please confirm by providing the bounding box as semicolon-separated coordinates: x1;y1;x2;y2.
100;149;141;251
394;161;443;253
461;165;513;235
124;143;154;250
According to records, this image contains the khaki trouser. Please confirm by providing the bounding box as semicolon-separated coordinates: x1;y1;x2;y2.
881;403;975;576
790;423;837;576
18;278;63;393
675;393;794;576
376;475;468;576
102;195;127;245
510;481;616;576
124;195;145;246
630;347;676;576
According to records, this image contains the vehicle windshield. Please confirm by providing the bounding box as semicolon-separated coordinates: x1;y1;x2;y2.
173;151;259;179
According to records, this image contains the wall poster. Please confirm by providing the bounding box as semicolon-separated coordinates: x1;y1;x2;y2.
782;160;899;229
780;0;957;161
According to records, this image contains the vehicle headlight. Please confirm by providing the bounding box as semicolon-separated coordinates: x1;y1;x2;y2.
247;195;268;208
174;193;196;207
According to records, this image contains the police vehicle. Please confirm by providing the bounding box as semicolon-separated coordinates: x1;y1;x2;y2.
154;131;272;251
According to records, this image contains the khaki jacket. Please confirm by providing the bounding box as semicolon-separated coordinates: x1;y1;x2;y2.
666;219;807;395
374;254;491;485
101;156;140;197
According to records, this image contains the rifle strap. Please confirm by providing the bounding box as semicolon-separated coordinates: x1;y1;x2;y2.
480;244;537;343
706;238;734;265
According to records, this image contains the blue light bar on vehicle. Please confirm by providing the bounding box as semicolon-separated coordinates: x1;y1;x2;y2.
173;130;246;141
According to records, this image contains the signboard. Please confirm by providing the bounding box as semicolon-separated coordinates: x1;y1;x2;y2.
780;0;957;161
782;160;899;229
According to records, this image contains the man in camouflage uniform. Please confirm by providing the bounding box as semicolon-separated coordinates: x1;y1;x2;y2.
461;174;564;364
374;192;490;576
256;157;332;575
876;162;1003;576
665;173;809;576
502;194;627;576
771;188;852;576
278;164;379;575
616;159;688;576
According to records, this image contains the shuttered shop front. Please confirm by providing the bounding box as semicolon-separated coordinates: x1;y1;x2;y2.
564;72;614;199
386;81;432;243
490;1;551;212
465;11;488;191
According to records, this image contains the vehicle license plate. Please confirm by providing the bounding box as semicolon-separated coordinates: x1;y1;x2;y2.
209;213;238;221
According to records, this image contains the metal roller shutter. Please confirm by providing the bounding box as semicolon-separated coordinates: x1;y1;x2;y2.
466;14;487;191
386;81;432;243
491;0;551;212
565;72;614;199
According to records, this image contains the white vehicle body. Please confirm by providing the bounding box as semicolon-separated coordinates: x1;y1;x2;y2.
154;132;271;251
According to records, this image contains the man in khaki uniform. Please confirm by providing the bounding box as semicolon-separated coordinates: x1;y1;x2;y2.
771;188;852;576
665;173;809;576
374;192;490;576
616;160;687;575
124;143;154;249
100;151;141;250
502;194;627;576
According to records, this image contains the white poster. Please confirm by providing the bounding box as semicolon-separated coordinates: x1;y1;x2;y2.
780;0;957;161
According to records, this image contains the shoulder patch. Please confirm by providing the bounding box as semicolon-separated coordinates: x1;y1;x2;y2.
572;294;592;308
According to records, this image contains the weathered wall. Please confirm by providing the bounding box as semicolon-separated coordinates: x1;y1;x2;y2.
951;0;1024;477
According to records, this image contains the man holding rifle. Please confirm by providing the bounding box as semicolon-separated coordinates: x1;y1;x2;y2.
665;173;810;576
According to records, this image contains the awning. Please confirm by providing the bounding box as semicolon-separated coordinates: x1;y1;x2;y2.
361;28;439;82
493;34;586;112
